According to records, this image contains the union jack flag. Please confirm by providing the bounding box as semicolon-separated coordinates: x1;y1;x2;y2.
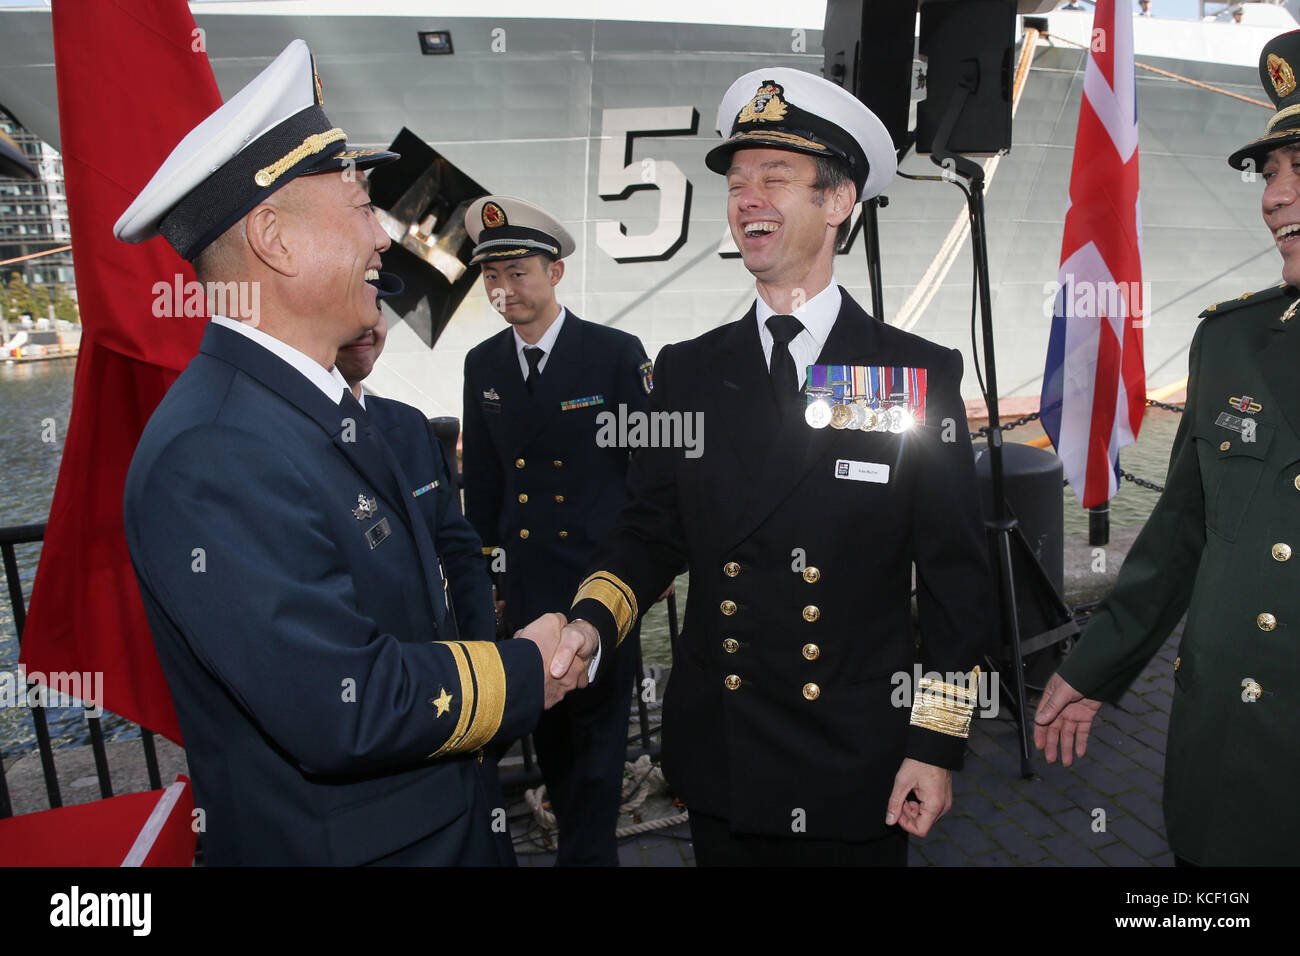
1039;0;1145;508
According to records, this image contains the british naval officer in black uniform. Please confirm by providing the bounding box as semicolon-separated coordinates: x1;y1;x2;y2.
553;68;994;865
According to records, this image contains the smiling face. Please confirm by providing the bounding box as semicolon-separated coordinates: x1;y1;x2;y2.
335;309;388;390
725;148;851;298
1262;144;1300;286
480;254;563;336
278;170;391;349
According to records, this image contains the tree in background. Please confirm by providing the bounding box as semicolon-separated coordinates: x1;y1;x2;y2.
3;270;38;321
2;271;80;324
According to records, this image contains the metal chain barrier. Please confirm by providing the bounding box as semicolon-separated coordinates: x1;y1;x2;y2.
1118;469;1166;493
977;398;1184;492
970;411;1040;440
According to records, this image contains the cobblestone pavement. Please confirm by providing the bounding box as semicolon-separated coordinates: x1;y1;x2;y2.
516;626;1181;867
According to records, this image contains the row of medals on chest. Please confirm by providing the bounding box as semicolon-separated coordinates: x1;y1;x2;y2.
805;390;914;433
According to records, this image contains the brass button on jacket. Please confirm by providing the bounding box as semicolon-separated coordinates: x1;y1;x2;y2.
1294;474;1300;492
553;459;563;468
517;493;528;504
723;638;739;654
802;643;820;661
1273;543;1292;562
802;683;820;701
558;530;568;539
724;674;741;691
802;605;821;623
723;561;741;577
515;458;525;469
802;567;820;584
554;495;565;503
1219;440;1231;452
519;529;530;540
721;600;737;616
1174;656;1181;671
1257;612;1277;631
1243;680;1263;701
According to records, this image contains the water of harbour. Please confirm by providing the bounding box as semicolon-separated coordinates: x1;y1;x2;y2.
0;358;1182;753
0;358;142;759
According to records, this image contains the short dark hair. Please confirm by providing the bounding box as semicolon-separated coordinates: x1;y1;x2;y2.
810;155;855;250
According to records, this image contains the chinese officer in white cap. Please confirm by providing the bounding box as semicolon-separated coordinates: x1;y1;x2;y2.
554;67;993;865
117;39;580;866
461;195;653;865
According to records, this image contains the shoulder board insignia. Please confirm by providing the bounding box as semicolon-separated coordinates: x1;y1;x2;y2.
1200;283;1291;319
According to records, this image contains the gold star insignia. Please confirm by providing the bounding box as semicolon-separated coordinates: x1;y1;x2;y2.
433;688;453;717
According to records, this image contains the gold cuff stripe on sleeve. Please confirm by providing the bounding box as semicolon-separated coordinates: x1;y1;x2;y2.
574;572;638;645
429;641;475;758
481;546;498;556
254;128;347;188
908;668;980;740
457;641;506;752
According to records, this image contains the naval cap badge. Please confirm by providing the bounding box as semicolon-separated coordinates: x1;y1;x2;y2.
738;80;789;125
481;201;507;229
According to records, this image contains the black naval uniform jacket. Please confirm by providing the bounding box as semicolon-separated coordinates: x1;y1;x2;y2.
571;289;993;841
367;395;495;643
461;312;651;627
124;323;543;866
1059;284;1300;865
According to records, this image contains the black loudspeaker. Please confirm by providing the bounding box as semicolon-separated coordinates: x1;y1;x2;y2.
822;0;918;153
915;0;1015;155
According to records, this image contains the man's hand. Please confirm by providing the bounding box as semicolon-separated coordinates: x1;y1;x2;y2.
657;582;675;602
1033;671;1102;766
515;612;582;709
549;619;600;683
885;758;952;837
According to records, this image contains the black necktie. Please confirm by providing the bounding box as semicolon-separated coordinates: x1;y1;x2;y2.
523;346;544;393
765;314;804;406
339;389;370;426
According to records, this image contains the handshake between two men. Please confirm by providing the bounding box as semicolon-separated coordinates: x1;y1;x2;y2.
514;615;603;709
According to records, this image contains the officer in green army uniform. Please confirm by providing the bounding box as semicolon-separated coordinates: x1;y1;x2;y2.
1034;30;1300;867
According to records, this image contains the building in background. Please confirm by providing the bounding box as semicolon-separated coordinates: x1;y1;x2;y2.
1;107;73;291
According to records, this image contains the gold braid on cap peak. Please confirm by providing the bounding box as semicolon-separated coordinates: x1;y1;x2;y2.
254;128;347;188
1267;103;1300;134
909;666;981;739
573;571;639;645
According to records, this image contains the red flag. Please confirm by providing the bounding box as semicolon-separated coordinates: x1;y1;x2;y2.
19;0;221;742
0;776;196;866
1038;0;1146;508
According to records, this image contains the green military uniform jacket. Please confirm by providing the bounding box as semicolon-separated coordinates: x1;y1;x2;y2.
1059;283;1300;866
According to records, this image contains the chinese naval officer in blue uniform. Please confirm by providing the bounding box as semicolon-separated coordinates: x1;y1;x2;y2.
1036;30;1300;867
115;40;580;866
557;69;993;865
460;197;652;865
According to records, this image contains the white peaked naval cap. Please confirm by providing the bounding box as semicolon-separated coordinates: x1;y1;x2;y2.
708;67;896;201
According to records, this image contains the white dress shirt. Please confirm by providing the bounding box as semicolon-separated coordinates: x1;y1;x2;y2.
753;280;842;389
211;315;350;404
513;306;567;381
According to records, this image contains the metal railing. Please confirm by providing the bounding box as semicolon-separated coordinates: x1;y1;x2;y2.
0;521;162;819
1;514;675;814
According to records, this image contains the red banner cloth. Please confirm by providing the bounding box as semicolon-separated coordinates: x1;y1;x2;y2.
0;776;195;866
19;0;221;742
